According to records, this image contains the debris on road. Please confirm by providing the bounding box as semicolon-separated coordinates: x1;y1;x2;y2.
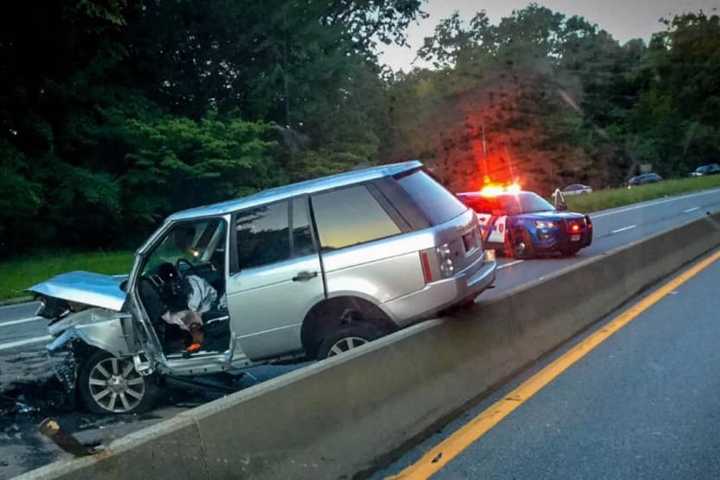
39;419;98;457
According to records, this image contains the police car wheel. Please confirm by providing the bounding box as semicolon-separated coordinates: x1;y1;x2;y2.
561;247;579;257
509;230;535;259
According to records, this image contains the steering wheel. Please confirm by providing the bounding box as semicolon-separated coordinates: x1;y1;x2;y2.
176;258;197;277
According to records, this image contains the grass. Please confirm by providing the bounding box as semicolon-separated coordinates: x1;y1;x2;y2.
0;250;134;301
565;175;720;213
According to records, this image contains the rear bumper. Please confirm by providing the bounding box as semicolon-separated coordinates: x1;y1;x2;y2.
384;255;497;328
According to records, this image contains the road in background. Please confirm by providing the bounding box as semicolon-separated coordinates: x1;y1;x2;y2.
1;187;720;479
486;187;720;298
379;250;720;480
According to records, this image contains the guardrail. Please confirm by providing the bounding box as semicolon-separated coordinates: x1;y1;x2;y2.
18;212;720;480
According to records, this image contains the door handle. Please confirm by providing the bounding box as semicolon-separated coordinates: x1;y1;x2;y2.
292;271;318;282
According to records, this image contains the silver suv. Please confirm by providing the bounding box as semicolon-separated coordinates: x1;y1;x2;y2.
31;161;496;414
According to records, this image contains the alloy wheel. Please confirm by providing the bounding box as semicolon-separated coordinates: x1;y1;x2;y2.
88;357;146;413
327;336;369;357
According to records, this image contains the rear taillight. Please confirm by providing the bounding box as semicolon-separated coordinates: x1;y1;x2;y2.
566;220;583;234
436;243;455;277
419;251;433;284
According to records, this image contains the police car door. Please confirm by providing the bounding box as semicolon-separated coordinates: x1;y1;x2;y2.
485;215;507;245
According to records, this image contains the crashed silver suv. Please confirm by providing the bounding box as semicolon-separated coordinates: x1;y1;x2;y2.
30;161;497;414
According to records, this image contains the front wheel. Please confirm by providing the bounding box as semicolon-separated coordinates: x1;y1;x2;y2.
507;229;536;259
316;324;382;359
78;350;159;414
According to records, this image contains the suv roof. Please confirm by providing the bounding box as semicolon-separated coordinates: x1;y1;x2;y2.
168;160;422;221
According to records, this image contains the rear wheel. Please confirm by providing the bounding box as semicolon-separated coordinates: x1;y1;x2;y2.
78;350;159;414
561;247;580;257
316;323;382;359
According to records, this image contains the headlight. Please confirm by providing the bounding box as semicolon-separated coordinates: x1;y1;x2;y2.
535;220;556;229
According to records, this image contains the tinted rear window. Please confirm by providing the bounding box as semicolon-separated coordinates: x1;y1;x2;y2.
312;185;402;250
395;170;467;225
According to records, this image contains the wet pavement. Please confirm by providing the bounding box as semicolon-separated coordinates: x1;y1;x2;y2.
0;340;304;480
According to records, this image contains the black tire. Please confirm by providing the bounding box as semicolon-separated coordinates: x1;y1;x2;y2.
78;350;159;414
316;323;383;360
508;229;536;259
561;247;580;257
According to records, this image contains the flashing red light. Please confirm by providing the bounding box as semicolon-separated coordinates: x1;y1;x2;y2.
480;184;505;196
479;182;522;197
567;222;582;233
505;183;522;193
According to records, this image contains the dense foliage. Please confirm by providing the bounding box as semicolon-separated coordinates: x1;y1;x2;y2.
384;6;720;194
0;0;422;254
1;2;718;256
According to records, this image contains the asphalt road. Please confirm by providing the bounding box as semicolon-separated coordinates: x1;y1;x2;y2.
1;187;720;479
377;249;720;480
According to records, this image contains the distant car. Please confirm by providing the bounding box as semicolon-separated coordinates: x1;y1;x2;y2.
561;184;593;196
627;173;662;188
690;163;720;177
457;190;593;258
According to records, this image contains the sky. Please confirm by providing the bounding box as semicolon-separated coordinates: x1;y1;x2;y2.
379;0;719;71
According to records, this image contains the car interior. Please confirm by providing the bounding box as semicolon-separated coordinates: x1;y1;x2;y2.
136;219;232;355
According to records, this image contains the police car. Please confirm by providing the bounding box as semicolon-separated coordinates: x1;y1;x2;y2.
457;188;593;258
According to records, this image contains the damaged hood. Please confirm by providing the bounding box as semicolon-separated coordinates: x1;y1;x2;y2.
29;271;127;312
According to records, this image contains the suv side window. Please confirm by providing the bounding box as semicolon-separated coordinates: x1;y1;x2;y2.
234;201;291;269
312;185;402;251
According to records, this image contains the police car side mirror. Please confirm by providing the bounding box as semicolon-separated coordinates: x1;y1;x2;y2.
556;203;568;211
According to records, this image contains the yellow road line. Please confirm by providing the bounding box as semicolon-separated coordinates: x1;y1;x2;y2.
389;248;720;480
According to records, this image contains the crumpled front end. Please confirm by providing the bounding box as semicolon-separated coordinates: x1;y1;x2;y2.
43;307;139;398
46;329;83;404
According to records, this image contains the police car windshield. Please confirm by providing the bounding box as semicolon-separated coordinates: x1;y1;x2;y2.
499;192;554;215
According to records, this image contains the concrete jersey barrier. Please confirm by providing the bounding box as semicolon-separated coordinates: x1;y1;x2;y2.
17;212;720;480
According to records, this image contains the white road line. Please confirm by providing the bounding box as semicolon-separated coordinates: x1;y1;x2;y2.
0;301;39;311
683;206;700;213
0;335;51;352
611;225;637;234
0;316;43;328
591;188;720;219
498;260;525;270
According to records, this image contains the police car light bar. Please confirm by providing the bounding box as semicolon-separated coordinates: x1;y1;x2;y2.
479;182;522;196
